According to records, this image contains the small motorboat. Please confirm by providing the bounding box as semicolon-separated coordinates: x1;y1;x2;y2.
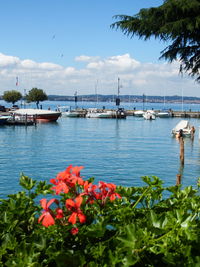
171;120;195;137
11;109;61;122
134;110;145;117
86;108;114;118
0;115;10;125
143;110;156;120
156;110;171;118
58;106;80;118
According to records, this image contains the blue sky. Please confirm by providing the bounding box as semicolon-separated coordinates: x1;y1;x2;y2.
0;0;199;97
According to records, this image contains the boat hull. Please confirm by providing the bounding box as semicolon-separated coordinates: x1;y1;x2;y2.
157;112;171;118
12;109;61;122
134;110;144;117
171;120;193;137
62;112;80;118
86;112;113;118
143;112;156;120
0;117;8;125
35;114;61;122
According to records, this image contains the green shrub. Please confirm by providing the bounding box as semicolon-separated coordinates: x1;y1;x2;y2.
0;166;199;266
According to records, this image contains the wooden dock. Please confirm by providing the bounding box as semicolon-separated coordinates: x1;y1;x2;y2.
171;111;200;118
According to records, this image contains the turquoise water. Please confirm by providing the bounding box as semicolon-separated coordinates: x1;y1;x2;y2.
0;107;200;198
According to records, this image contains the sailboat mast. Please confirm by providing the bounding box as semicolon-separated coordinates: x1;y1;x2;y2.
74;91;78;109
95;80;98;106
117;77;120;97
116;77;121;107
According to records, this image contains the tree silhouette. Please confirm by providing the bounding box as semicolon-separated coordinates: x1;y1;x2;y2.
3;90;22;105
26;88;48;108
111;0;200;82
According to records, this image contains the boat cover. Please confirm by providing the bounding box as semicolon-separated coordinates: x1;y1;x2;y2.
172;120;191;132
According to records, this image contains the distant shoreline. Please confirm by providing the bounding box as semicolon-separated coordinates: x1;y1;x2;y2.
47;94;200;104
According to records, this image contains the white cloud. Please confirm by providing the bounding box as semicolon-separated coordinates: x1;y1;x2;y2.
75;55;100;62
0;52;199;97
20;59;38;69
39;62;62;70
0;53;20;67
87;54;140;72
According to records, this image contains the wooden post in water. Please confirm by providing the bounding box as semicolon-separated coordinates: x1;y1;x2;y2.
179;137;184;165
176;174;182;185
25;114;28;126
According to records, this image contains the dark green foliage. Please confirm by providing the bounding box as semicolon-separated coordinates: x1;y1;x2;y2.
111;0;200;82
26;88;48;108
3;90;22;105
0;174;200;266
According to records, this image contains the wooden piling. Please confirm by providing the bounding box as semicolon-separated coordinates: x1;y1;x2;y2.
179;137;184;165
25;114;28;126
176;174;182;185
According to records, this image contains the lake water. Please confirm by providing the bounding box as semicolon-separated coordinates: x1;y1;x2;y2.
0;100;200;198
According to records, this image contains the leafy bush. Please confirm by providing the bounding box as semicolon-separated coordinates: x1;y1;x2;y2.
0;166;200;266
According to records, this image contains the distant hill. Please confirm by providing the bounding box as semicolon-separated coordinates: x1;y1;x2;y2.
48;94;200;104
1;94;200;104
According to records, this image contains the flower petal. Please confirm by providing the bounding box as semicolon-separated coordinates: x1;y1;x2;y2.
47;198;59;209
71;227;79;235
68;212;77;224
78;212;86;224
56;208;64;219
72;166;84;176
66;199;76;209
40;199;47;210
75;195;83;207
39;211;55;227
38;213;45;223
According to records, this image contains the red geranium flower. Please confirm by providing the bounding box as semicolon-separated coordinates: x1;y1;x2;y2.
98;181;121;202
51;180;69;195
71;166;84;176
38;198;59;227
71;227;79;235
56;165;73;181
66;196;86;224
69;165;84;186
50;165;85;192
70;175;84;186
56;208;64;219
82;181;100;203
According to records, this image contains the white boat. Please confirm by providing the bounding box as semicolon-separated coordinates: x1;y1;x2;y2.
143;110;156;120
0;115;10;125
134;110;145;117
86;108;113;118
171;120;194;137
156;110;171;118
58;106;80;118
63;110;80;117
11;108;61;122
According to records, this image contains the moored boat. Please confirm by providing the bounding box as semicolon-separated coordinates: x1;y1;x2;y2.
11;109;61;122
58;106;80;118
156;110;171;118
143;110;156;120
86;108;114;118
133;110;145;117
0;115;10;125
171;120;195;137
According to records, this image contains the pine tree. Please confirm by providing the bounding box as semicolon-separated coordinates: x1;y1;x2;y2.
111;0;200;82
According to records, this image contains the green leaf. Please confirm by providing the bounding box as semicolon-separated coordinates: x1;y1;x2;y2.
35;181;52;195
117;224;138;249
85;219;106;238
19;174;36;191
